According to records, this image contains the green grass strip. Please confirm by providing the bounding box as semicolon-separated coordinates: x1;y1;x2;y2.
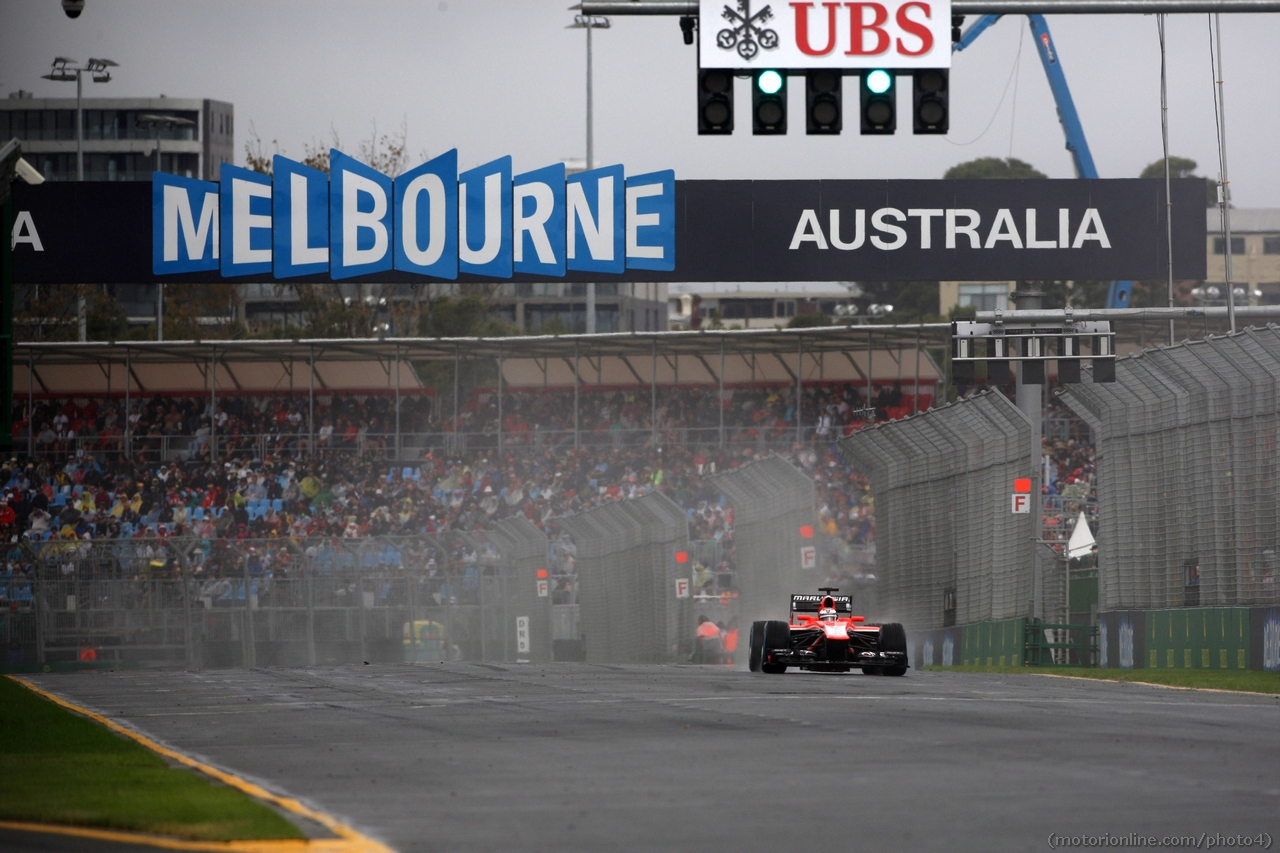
0;677;305;841
923;665;1280;695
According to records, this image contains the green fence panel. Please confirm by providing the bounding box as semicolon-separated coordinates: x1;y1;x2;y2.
1144;607;1250;670
961;618;1026;667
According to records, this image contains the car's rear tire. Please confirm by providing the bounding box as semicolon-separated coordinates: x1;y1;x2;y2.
760;620;790;674
879;623;908;676
748;621;765;672
861;666;878;675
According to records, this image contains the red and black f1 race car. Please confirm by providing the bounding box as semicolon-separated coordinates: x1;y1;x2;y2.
748;589;908;675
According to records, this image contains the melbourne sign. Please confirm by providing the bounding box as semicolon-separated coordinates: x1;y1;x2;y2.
152;150;675;279
699;0;951;68
10;178;1205;284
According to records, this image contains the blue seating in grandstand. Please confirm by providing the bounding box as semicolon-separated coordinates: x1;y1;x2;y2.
272;499;283;512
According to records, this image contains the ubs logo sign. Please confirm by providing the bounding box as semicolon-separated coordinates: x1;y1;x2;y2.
716;1;780;60
699;0;951;69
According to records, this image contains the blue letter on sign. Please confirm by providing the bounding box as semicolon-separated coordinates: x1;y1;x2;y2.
220;164;272;277
153;173;219;275
567;165;624;274
394;149;458;279
513;163;565;277
273;155;329;279
459;156;512;278
625;170;675;272
330;149;393;280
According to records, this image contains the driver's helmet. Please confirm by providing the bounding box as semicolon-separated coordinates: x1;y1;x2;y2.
818;606;839;622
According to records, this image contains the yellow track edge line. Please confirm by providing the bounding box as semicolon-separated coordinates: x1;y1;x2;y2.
1029;672;1280;696
6;676;395;853
0;820;356;852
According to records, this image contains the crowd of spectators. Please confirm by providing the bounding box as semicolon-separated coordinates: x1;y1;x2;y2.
1041;397;1099;559
0;384;1093;614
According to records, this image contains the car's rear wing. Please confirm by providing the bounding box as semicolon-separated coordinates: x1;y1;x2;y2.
791;594;853;614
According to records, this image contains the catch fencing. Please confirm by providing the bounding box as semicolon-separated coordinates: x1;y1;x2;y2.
554;491;692;663
1058;326;1280;611
710;455;818;623
839;390;1033;629
2;520;550;668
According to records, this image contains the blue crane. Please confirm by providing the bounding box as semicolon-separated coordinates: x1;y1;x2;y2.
954;15;1132;309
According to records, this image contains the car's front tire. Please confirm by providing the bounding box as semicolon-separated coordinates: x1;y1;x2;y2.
748;621;765;672
879;622;908;676
760;620;790;674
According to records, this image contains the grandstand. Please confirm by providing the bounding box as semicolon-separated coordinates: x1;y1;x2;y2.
0;325;952;666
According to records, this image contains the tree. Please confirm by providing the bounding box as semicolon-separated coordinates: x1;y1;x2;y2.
1139;156;1216;207
943;157;1048;180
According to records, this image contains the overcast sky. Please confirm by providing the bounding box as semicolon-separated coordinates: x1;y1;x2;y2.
2;0;1278;207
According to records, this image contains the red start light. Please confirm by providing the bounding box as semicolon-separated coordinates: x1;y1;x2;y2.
799;525;814;539
1014;478;1032;494
536;569;548;579
675;551;688;564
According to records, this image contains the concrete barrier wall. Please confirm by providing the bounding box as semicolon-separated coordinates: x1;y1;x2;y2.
1099;606;1279;671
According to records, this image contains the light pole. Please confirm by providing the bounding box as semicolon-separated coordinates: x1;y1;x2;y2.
136;114;196;342
41;57;117;181
136;113;196;177
567;14;610;334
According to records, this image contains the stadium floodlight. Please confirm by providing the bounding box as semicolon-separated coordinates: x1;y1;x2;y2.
136;113;196;175
39;56;118;180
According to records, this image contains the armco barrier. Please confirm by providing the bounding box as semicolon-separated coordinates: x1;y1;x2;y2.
840;390;1032;629
711;455;817;622
1060;326;1280;612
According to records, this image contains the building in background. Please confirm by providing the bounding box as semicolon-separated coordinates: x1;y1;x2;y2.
1206;208;1280;305
2;92;233;182
239;281;669;335
668;282;853;329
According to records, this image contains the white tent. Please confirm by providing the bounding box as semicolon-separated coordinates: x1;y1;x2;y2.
1067;511;1095;559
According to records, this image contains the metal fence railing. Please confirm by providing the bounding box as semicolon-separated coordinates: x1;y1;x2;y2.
1;527;549;668
554;491;693;664
839;390;1033;630
1058;325;1280;611
711;455;818;624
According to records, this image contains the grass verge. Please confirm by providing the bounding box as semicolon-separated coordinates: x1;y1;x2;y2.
0;676;306;841
923;665;1280;695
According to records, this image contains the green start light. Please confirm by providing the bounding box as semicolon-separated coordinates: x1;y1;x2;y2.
866;69;892;95
757;69;784;95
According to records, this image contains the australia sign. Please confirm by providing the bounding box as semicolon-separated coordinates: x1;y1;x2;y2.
10;178;1204;285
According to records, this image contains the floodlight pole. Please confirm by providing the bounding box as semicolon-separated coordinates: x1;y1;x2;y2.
570;13;609;335
76;71;82;180
1012;285;1045;621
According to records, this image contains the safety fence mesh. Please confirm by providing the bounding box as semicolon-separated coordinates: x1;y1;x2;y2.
2;526;551;668
839;390;1032;629
1058;325;1280;611
554;491;692;663
710;455;818;623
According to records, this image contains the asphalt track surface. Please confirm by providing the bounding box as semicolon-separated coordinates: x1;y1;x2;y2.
25;664;1280;853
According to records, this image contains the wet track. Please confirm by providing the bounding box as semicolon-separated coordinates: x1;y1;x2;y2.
25;664;1280;853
